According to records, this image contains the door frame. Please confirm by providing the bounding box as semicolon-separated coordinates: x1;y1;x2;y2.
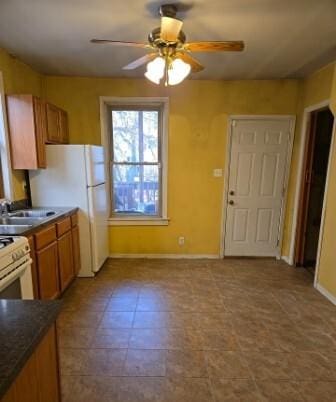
288;100;336;287
289;100;331;266
220;115;296;259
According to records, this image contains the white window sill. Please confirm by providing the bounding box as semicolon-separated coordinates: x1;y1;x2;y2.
108;217;170;226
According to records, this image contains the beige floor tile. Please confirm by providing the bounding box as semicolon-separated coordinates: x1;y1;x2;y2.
106;297;138;312
256;380;304;401
57;310;103;328
133;312;171;328
91;328;131;348
244;351;293;380
206;351;251;379
200;329;239;351
210;378;261;402
57;326;96;348
166;349;208;378
60;348;127;376
125;349;166;376
164;377;213;402
100;311;135;328
297;381;336;402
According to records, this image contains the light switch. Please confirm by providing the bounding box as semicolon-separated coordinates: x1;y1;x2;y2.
213;169;223;177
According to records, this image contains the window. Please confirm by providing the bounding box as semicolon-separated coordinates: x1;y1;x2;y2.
0;72;14;200
102;98;168;225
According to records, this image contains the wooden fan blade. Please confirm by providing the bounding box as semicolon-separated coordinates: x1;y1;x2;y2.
177;53;204;73
185;41;245;52
160;16;183;42
123;54;157;70
91;39;148;48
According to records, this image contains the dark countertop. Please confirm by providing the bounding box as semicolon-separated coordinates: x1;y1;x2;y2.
0;206;78;236
0;300;62;399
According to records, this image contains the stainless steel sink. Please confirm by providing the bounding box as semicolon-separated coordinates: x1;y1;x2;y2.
0;224;34;233
0;217;44;226
9;210;57;218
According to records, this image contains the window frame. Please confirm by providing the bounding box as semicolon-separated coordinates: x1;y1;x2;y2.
100;97;169;226
0;71;14;200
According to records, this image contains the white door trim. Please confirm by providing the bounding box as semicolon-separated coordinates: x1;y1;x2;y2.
314;111;336;288
0;72;14;200
288;99;331;266
220;115;296;259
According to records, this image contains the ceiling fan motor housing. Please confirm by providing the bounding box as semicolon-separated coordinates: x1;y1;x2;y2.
159;4;178;18
148;27;186;47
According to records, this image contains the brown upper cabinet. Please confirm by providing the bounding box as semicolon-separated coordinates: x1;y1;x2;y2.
6;95;47;170
46;103;69;144
6;95;69;170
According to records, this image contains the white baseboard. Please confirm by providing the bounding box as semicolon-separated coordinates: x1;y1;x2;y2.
109;253;220;259
315;283;336;306
281;255;292;265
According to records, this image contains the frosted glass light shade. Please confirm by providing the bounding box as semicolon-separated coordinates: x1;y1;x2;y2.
168;58;191;85
144;57;165;84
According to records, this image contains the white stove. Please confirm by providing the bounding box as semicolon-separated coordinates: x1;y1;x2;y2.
0;236;34;299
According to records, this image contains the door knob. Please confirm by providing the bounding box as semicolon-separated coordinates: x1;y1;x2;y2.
229;200;234;205
229;190;235;195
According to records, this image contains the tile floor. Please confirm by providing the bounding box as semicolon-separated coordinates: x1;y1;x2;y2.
58;258;336;401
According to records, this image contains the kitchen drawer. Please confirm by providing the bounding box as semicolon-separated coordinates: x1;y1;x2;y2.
35;224;57;250
56;217;71;237
70;213;78;227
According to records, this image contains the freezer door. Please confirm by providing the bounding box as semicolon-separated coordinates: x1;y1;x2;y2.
87;183;109;272
85;145;106;186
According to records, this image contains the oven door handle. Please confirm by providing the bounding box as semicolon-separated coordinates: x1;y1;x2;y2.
0;258;33;293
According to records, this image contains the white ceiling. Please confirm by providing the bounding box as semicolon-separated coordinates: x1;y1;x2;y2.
0;0;336;79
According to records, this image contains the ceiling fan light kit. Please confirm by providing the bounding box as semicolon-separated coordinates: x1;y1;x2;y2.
145;56;191;86
91;3;245;86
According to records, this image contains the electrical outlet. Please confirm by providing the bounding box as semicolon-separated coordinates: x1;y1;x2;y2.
178;236;185;246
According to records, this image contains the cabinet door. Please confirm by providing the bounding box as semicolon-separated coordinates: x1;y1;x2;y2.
59;109;69;143
35;325;60;402
14;353;39;402
58;231;74;292
46;103;60;143
72;225;81;275
27;236;39;299
36;241;59;300
1;385;15;402
33;97;47;168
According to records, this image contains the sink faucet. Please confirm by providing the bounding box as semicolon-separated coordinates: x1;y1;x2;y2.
0;199;13;216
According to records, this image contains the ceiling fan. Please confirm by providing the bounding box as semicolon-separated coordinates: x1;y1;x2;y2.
91;3;245;86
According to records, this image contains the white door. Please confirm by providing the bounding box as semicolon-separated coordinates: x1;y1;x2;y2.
224;118;292;256
88;183;109;272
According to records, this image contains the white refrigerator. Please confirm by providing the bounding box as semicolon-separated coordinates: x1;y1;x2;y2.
29;145;109;277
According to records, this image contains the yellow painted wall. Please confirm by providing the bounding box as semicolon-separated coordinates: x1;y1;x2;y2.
0;48;42;199
42;76;300;255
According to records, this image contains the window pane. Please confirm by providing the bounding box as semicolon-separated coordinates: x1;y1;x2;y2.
112;110;158;163
112;111;139;162
143;111;158;162
113;164;159;215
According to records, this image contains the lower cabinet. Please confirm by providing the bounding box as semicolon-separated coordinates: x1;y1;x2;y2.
36;242;59;300
0;325;60;402
71;225;81;275
31;212;80;300
58;231;74;292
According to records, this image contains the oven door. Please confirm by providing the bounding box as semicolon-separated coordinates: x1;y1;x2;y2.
0;258;33;299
